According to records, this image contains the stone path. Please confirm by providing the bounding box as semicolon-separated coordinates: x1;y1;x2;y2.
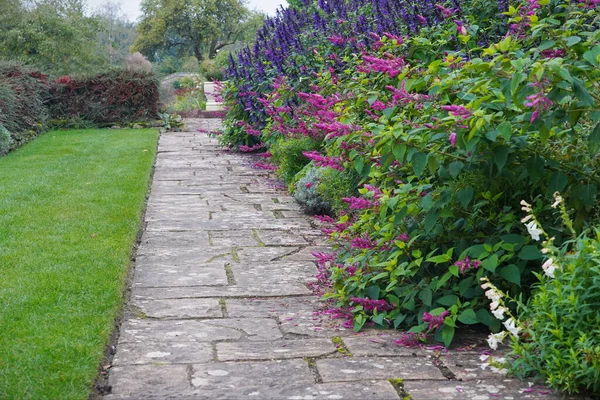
105;119;579;399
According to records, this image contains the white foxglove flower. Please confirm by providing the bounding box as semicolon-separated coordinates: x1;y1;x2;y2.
521;214;533;223
503;318;521;338
525;220;542;241
489;300;500;311
487;332;505;350
551;192;563;208
520;200;532;212
491;306;507;320
542;258;558;278
485;289;501;302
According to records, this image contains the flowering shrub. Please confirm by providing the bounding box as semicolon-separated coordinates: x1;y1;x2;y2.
223;0;600;349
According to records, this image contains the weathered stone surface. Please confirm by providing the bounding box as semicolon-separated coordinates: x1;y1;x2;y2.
216;338;337;361
208;230;261;247
341;335;432;357
317;356;445;382
108;364;189;397
440;353;510;381
230;261;317;286
255;229;310;246
118;318;282;343
403;380;577;399
113;341;214;365
132;283;312;299
226;296;319;318
133;298;222;319
133;263;228;287
277;309;353;337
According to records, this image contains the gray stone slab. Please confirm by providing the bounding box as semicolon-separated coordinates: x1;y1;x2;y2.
441;353;510;381
145;218;310;231
342;335;433;357
403;380;577;399
255;229;310;246
278;246;331;261
317;356;444;382
226;297;319;318
234;246;305;263
108;364;189;397
136;248;235;266
136;232;211;256
230;261;317;286
113;341;214;365
278;309;354;337
119;318;282;343
208;230;261;247
133;298;222;318
133;263;228;287
217;338;337;361
132;284;312;300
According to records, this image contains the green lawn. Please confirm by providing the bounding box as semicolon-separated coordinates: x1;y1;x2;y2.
0;128;159;399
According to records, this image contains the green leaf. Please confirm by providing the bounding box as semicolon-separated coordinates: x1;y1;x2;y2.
548;171;568;193
572;79;594;107
510;72;524;95
354;158;364;174
526;155;545;184
493;146;509;172
565;36;581;47
437;295;459;307
456;187;474;209
393;313;407;328
392;143;407;162
441;324;455;347
538;40;555;51
588;121;600;155
499;264;521;285
583;45;600;66
423;209;438;233
457;309;478;325
419;288;433;306
497;122;512;141
427;254;452;263
382;107;395;119
412;152;427;177
365;286;381;300
448;161;464;178
482;254;499;273
519;245;543;260
476;309;493;326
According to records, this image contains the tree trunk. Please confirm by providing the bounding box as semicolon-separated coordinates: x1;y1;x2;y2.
193;44;204;62
208;38;218;59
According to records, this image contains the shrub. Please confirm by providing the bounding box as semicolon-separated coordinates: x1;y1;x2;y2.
126;52;153;73
294;164;333;215
317;168;361;212
0;124;13;155
270;136;321;185
48;70;160;124
0;61;48;147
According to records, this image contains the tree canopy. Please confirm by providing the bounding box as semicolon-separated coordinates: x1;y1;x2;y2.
133;0;256;61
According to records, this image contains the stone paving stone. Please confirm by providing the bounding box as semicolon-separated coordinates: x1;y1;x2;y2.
146;218;311;232
234;246;305;263
341;335;433;357
208;230;261;247
133;263;228;287
108;364;189;397
132;283;313;300
132;298;222;319
118;318;282;343
216;338;337;361
136;248;235;266
403;380;577;399
277;310;356;337
226;296;319;318
255;229;310;246
317;356;445;382
113;341;214;365
230;261;317;286
440;353;510;381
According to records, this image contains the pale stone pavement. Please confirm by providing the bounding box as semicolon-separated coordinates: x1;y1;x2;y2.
104;119;580;399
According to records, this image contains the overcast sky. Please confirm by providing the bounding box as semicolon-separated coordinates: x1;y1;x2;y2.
85;0;288;21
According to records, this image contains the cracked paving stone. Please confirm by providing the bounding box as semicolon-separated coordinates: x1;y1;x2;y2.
402;379;578;399
255;229;310;246
118;318;282;343
208;230;260;247
230;261;317;286
113;341;213;365
133;264;228;287
317;356;445;382
216;338;337;361
132;298;222;319
136;231;210;255
277;309;354;337
226;296;319;318
132;283;312;300
440;353;511;381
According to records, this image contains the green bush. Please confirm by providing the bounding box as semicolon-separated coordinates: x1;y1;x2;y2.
271;136;321;185
0;124;13;155
317;167;361;212
294;164;332;215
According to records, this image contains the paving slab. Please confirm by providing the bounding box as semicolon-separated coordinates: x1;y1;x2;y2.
118;318;282;343
112;341;214;365
216;338;337;361
317;356;445;382
132;298;223;319
133;263;228;287
225;296;320;318
132;283;313;299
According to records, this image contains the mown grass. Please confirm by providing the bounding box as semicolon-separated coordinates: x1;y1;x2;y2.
0;128;158;399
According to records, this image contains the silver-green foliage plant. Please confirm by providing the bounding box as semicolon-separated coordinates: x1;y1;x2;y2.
294;164;332;215
0;124;13;155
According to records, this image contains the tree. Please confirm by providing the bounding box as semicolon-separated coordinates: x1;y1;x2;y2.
93;1;138;66
0;0;109;75
133;0;251;62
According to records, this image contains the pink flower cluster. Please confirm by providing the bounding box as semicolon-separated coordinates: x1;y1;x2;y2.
251;162;278;171
314;121;360;139
422;310;450;330
524;80;552;123
358;54;406;78
385;81;430;105
239;143;266;152
236;120;262;136
454;257;482;274
342;196;376;210
351;234;377;249
441;105;472;120
302;151;344;170
350;297;394;312
394;332;426;347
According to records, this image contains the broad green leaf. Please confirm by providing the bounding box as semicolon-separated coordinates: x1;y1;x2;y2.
476;309;493;326
423;209;438;233
497;122;512;141
392;143;407;162
526;155;544;184
519;245;543;260
565;36;581;47
437;295;459;307
412;152;427;176
538;40;555;51
448;161;464;178
456;187;474;209
457;309;478;325
499;264;521;285
354;158;364;174
583;45;600;66
493;146;509;172
588;121;600;154
548;171;567;193
427;254;452;263
365;285;381;299
572;79;594;107
510;72;524;95
419;288;432;306
482;254;499;273
441;325;455;347
393;313;407;328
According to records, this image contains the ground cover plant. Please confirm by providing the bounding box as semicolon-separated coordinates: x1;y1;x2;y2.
221;0;600;394
0;128;158;399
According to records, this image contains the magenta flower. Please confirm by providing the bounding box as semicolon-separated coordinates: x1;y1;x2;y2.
350;297;394;312
422;310;450;330
394;332;426;347
303;151;344;170
351;234;376;249
454;257;482;274
449;132;457;147
342;196;375;210
441;105;472;120
397;233;410;242
252;162;278;171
